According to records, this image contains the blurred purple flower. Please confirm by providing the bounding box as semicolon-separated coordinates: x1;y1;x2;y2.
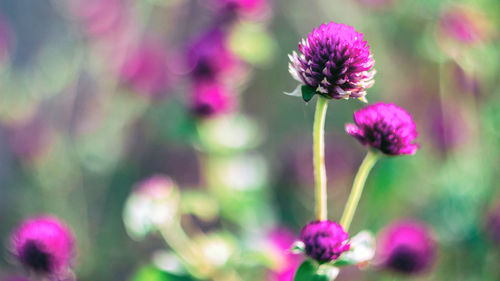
288;22;375;100
187;29;239;81
300;220;350;262
191;81;234;118
120;41;170;99
377;220;436;274
346;102;419;156
438;5;491;45
266;228;301;281
216;0;267;15
10;216;76;277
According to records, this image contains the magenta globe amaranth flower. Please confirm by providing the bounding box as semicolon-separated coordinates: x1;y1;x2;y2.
288;22;375;100
377;220;436;274
10;216;76;276
346;102;419;155
191;81;233;118
300;220;350;262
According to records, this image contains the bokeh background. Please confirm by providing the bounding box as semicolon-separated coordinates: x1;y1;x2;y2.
0;0;500;280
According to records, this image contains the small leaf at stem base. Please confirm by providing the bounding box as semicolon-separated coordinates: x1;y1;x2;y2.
301;85;317;102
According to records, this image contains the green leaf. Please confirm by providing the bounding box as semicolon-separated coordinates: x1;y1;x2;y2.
293;260;318;281
312;264;339;281
301;85;317;102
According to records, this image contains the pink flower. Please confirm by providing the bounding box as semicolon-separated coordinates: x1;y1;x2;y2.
346;102;419;156
438;5;491;44
376;220;436;274
300;220;350;262
191;81;234;118
289;22;375;100
266;228;302;281
10;216;76;277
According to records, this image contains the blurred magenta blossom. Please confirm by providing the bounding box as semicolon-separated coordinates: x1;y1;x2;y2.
186;28;239;81
376;220;436;274
10;216;76;278
191;81;234;118
266;228;301;281
438;4;491;45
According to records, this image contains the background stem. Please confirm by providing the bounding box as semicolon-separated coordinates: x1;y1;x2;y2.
340;151;378;231
313;96;329;221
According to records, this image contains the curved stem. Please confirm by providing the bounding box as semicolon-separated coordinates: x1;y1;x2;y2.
340;151;378;231
313;96;329;221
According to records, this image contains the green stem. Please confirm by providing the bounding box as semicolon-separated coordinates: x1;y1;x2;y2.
313;96;329;221
339;150;378;231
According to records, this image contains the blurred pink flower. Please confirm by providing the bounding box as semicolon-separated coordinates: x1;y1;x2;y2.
186;28;239;81
266;228;302;281
217;0;267;14
135;174;177;198
376;220;436;274
120;41;170;99
438;5;491;45
10;216;76;278
191;81;234;118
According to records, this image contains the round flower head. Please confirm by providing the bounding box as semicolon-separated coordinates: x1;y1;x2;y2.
10;216;76;276
377;220;436;274
300;220;350;262
191;81;233;118
288;22;375;100
345;102;419;155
